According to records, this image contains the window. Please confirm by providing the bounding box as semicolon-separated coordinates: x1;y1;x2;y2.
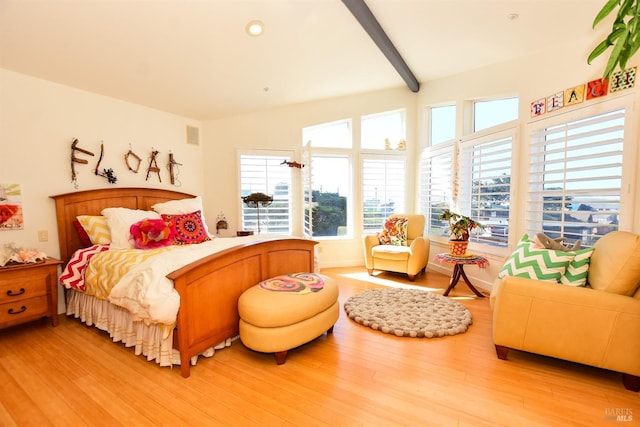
302;119;351;149
362;156;406;232
422;97;517;246
361;109;406;150
302;119;352;238
458;130;514;247
421;146;454;236
430;105;456;145
474;97;518;132
304;155;350;237
239;152;292;234
526;102;630;247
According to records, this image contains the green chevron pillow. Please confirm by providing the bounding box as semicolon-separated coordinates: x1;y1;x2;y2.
498;235;575;283
559;247;594;287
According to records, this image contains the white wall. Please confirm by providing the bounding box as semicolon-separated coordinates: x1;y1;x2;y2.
0;69;206;258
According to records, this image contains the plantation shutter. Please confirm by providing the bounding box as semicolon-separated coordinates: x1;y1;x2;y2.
458;129;514;247
362;156;406;232
302;142;312;238
421;145;454;237
526;108;624;246
239;153;292;234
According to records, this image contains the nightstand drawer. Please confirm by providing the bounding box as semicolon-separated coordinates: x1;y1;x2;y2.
0;295;49;327
0;273;49;304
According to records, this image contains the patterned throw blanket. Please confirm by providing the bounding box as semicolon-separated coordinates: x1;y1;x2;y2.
59;244;109;292
258;272;324;294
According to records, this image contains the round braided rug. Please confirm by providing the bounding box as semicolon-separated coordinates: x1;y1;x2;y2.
343;288;472;338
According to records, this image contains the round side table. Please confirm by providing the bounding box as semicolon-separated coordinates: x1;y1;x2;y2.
434;253;489;297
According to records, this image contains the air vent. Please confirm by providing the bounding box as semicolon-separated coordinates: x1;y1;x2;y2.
186;125;200;145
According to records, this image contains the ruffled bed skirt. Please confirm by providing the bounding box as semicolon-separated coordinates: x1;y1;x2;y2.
65;291;232;368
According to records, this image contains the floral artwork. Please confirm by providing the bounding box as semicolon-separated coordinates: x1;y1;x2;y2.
0;183;23;230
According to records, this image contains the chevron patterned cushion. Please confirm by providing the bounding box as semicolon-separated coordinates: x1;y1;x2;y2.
76;215;111;245
498;235;575;283
559;247;595;287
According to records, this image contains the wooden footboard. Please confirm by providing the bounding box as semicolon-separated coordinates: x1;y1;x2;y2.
168;238;316;377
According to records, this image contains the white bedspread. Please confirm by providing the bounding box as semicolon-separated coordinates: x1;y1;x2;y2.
104;234;289;326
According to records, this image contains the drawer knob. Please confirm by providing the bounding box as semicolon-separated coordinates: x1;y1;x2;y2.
8;306;27;315
7;288;26;297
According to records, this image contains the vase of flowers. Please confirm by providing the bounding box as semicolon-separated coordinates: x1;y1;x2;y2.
438;209;485;256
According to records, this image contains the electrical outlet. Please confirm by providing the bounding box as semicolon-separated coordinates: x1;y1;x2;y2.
38;230;48;242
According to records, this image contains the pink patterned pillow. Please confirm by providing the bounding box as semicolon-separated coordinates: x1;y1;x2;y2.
161;210;211;245
129;219;174;249
377;217;408;246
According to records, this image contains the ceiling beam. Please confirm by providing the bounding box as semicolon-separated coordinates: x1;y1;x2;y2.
342;0;420;93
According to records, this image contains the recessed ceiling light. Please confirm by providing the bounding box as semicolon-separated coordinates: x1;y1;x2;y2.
246;20;264;37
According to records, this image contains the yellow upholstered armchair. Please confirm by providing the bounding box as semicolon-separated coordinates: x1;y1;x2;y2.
362;214;430;281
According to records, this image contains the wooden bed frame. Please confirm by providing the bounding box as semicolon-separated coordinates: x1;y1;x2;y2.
51;187;317;377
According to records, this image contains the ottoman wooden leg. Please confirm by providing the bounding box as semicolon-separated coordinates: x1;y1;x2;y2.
274;350;288;365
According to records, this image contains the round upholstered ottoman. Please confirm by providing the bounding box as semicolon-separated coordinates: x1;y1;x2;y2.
238;273;339;364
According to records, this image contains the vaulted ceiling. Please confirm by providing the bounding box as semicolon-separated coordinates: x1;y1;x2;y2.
0;0;608;120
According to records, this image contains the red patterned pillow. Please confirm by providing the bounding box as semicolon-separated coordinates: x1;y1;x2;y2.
129;219;174;249
161;210;211;245
72;219;92;247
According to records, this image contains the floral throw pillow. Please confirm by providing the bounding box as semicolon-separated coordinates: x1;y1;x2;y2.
162;210;211;245
129;219;174;249
377;217;408;246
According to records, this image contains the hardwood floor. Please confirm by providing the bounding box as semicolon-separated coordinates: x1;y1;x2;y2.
0;267;638;426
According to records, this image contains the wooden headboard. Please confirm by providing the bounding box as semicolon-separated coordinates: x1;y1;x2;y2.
50;187;195;263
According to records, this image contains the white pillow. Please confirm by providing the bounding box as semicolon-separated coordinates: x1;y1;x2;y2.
151;196;213;237
101;207;161;249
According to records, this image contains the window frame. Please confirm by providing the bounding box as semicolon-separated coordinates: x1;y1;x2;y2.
237;149;295;235
361;152;407;233
524;94;637;245
458;127;516;249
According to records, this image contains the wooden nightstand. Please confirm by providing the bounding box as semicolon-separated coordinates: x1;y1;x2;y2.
0;258;63;329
